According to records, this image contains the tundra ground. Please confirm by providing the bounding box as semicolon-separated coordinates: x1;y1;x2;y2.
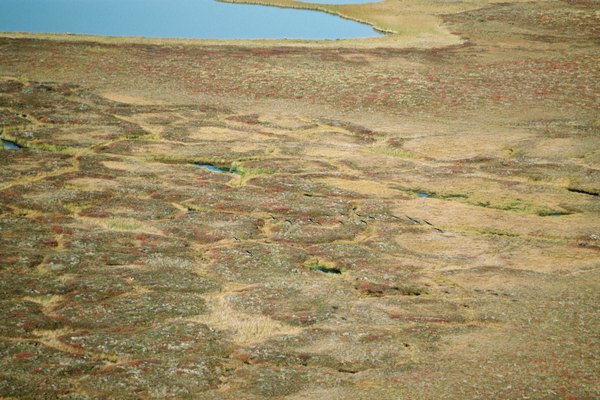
0;0;598;398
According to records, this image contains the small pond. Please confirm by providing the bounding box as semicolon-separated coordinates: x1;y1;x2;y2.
310;264;342;274
0;0;381;40
1;139;21;150
195;163;238;174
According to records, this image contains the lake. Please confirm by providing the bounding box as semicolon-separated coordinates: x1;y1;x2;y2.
0;0;381;40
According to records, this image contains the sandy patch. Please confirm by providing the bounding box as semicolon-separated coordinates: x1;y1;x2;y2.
101;92;165;105
188;126;270;143
102;160;171;173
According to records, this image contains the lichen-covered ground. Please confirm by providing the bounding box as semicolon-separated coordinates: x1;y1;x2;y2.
0;1;599;399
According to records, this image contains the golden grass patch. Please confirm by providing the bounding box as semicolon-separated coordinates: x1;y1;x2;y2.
194;292;302;345
101;92;165;105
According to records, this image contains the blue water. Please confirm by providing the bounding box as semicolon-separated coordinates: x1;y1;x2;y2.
1;139;21;150
417;193;429;198
195;163;238;174
0;0;381;40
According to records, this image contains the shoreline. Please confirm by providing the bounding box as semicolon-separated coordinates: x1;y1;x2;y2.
216;0;397;35
0;0;465;49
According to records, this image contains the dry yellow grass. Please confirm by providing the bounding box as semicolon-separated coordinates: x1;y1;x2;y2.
193;288;302;345
101;92;166;105
318;177;400;198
